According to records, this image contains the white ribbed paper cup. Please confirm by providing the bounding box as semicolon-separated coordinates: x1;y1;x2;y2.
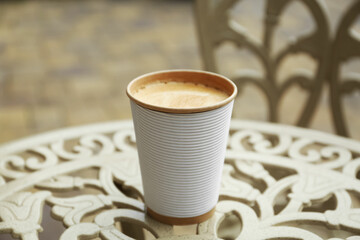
127;70;237;225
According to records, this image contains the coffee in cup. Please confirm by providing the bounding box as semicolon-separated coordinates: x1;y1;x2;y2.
132;81;229;108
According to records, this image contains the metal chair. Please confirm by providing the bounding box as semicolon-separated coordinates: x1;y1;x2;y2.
194;0;360;137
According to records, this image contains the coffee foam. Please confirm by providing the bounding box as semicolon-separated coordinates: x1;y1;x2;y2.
133;81;229;108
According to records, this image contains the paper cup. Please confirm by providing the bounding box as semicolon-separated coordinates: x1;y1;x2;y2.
127;70;237;225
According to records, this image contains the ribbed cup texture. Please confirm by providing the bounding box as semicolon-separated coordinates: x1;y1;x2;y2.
130;101;234;218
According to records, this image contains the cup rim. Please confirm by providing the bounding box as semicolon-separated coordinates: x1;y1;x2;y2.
126;69;238;114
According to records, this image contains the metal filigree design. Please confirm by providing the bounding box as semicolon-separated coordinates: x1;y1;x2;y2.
329;1;360;136
0;120;360;239
195;0;360;137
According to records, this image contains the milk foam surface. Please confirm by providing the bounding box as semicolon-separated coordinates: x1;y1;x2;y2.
133;81;229;108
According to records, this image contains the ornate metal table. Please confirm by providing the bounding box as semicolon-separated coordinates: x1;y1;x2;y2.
1;120;360;240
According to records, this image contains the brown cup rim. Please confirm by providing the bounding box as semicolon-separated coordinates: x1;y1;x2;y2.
126;69;238;114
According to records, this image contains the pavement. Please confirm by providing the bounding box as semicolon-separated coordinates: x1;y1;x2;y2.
0;0;359;143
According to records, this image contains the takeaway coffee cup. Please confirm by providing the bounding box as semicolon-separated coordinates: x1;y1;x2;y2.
126;70;237;225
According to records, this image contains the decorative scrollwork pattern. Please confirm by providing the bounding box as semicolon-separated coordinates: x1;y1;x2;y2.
195;0;360;138
0;119;360;239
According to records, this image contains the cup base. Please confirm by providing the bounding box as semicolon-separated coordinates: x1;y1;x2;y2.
146;206;216;225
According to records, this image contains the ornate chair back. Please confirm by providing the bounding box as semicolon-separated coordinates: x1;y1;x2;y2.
194;0;360;137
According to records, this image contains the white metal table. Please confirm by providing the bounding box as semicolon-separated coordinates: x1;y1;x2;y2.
1;120;360;240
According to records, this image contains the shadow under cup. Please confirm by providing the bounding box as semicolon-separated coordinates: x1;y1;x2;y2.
126;70;237;225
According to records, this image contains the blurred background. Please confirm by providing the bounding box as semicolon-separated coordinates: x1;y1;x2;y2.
0;0;359;144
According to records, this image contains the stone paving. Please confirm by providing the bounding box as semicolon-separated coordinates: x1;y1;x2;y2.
0;0;359;144
0;0;199;143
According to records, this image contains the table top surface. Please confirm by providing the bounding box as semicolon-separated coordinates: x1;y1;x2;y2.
0;119;360;240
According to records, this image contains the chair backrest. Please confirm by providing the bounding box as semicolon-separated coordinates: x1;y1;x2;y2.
194;0;360;137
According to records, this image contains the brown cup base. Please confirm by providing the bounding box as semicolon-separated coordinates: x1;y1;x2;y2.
146;207;216;225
